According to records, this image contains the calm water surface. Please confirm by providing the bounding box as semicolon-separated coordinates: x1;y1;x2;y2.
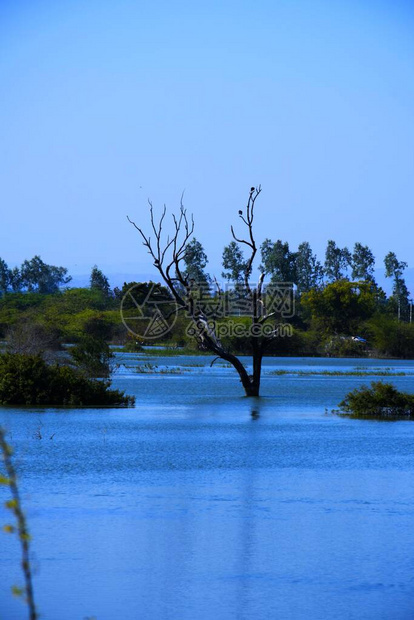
1;355;414;620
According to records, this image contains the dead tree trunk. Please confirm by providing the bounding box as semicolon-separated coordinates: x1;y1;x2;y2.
128;187;280;397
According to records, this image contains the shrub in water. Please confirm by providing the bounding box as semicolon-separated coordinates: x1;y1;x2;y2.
0;353;134;407
339;381;414;419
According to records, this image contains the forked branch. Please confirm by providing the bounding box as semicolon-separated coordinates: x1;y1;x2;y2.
127;195;194;304
128;186;269;397
231;186;261;291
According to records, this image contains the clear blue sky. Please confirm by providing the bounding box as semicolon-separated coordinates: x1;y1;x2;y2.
1;0;413;280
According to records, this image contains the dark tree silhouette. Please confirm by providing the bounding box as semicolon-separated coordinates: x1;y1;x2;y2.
128;187;282;396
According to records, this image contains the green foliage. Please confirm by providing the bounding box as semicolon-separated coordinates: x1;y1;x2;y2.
0;239;411;359
339;381;414;419
0;293;48;337
0;258;12;296
0;354;134;406
122;334;144;352
0;260;22;296
115;281;172;308
366;315;414;358
301;280;379;334
323;335;367;358
182;238;211;288
50;288;113;312
384;251;407;281
90;265;112;297
222;241;247;284
270;369;405;377
70;335;114;378
351;243;376;283
260;239;297;283
82;314;115;340
0;292;47;314
324;240;351;282
384;251;410;319
296;242;324;293
0;289;122;343
20;255;71;294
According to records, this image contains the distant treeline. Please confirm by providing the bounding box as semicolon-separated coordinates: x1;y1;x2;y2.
0;238;413;359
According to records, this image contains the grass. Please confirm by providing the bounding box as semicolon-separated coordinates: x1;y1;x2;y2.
269;369;407;377
131;363;192;374
126;346;212;356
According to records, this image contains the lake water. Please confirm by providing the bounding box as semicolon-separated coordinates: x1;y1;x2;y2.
1;355;414;620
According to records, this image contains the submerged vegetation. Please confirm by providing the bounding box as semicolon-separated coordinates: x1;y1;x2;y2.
270;369;407;377
133;362;192;374
338;381;414;419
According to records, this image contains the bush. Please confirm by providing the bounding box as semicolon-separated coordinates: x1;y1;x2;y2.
70;335;115;378
339;381;414;419
123;334;144;352
6;322;61;356
0;353;134;407
301;281;379;334
265;328;322;357
324;335;367;358
366;316;414;358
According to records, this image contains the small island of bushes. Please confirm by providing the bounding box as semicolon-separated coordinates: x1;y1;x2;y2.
0;353;134;407
339;381;414;419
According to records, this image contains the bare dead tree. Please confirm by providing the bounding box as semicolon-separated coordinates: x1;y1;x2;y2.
6;323;60;362
127;187;281;397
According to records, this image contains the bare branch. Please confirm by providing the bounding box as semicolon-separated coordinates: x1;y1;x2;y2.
231;225;254;249
229;186;262;292
210;356;221;367
257;272;265;300
128;187;270;397
213;276;223;296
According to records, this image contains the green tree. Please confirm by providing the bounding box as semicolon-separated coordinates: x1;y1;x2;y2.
324;240;351;282
9;267;22;292
90;265;111;297
351;243;376;283
0;261;22;295
302;280;378;334
70;334;115;378
0;258;12;296
366;315;414;358
384;251;410;320
115;281;173;311
259;239;297;283
182;238;211;288
222;241;248;284
295;242;324;293
20;256;71;294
